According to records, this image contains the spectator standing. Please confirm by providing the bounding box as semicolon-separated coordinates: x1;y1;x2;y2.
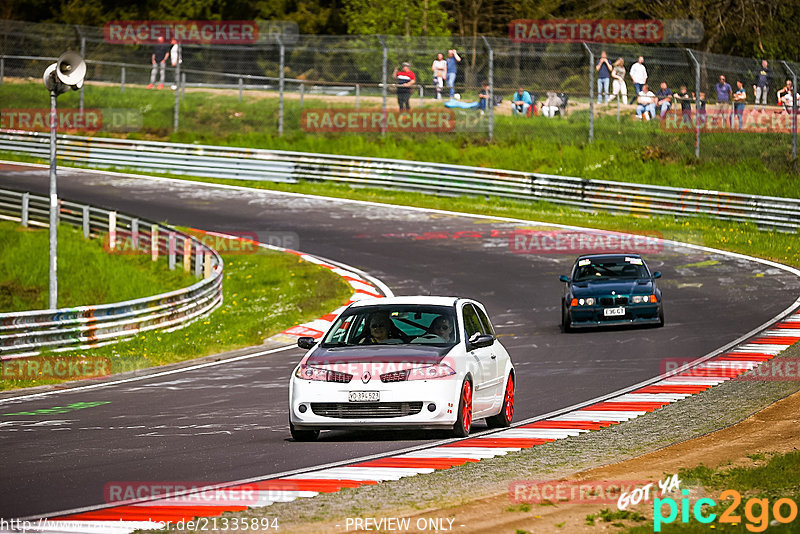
635;84;657;120
656;81;673;119
446;49;461;99
477;80;490;114
393;62;415;111
715;75;733;127
733;80;747;129
512;87;532;115
610;57;628;105
148;36;170;89
432;53;446;100
169;38;181;90
595;51;612;104
752;60;772;112
675;85;692;122
630;56;648;96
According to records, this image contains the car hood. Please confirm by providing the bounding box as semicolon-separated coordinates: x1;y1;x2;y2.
306;344;452;365
570;279;654;296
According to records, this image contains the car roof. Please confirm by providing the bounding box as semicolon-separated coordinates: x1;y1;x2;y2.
348;296;462;308
575;253;644;262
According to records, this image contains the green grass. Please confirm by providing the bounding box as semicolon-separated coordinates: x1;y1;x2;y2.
2;81;798;198
0;220;192;311
1;235;352;390
620;451;800;533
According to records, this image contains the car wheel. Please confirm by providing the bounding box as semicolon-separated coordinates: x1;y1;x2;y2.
486;373;514;428
290;420;319;442
561;303;572;333
657;306;665;327
452;378;473;438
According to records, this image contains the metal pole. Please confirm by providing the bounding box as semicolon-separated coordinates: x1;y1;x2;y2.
79;36;85;115
419;85;423;107
82;205;89;237
120;66;125;93
48;90;58;309
687;49;701;158
173;44;181;132
379;36;387;137
582;43;594;143
1;57;4;85
783;61;798;162
299;83;304;108
356;84;360;109
482;36;494;142
181;73;186;99
278;36;285;136
21;192;29;227
238;77;243;102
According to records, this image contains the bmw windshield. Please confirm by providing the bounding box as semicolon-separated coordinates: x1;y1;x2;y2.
573;257;650;282
321;305;459;347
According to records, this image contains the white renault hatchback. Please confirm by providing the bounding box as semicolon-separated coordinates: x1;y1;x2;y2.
289;296;515;441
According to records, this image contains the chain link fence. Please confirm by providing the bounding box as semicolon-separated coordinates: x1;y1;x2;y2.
0;19;797;165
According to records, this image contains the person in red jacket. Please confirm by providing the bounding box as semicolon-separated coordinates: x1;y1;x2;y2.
393;62;416;111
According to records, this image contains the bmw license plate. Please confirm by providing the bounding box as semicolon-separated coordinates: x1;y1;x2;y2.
349;391;379;402
604;307;626;317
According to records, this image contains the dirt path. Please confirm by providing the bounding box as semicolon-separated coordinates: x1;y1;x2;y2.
285;388;800;533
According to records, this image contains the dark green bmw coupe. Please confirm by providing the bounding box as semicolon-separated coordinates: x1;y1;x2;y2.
559;254;664;332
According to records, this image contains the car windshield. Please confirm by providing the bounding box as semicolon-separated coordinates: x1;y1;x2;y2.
573;258;650;281
321;305;459;347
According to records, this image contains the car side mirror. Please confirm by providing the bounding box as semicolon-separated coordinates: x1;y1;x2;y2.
559;275;570;283
653;271;662;279
297;336;317;350
467;333;495;351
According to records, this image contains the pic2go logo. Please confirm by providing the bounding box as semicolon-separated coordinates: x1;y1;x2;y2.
654;489;798;532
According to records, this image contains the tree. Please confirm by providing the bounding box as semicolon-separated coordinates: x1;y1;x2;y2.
342;0;450;37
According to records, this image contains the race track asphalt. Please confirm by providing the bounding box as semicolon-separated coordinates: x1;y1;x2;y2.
1;164;798;518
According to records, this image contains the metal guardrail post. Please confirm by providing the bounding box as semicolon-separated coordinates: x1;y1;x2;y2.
120;66;125;93
482;36;494;143
48;90;58;310
108;211;117;250
195;247;203;277
183;237;192;272
419;85;423;107
21;193;29;227
782;61;798;163
355;84;360;110
168;232;176;270
299;83;304;109
378;36;387;137
277;35;285;137
238;77;243;102
131;218;139;249
151;225;158;261
204;253;211;278
1;56;4;85
582;43;594;143
82;205;89;237
687;49;701;159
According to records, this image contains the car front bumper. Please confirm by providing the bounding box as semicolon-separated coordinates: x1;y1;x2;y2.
569;303;661;327
289;375;463;430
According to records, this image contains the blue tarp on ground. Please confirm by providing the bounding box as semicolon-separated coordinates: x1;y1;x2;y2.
443;99;480;109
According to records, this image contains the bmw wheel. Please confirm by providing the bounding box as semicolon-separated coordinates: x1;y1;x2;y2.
561;303;572;333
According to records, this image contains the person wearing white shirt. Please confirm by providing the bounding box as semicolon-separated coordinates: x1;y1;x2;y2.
630;56;648;96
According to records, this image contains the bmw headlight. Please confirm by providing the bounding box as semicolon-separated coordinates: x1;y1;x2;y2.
632;295;656;303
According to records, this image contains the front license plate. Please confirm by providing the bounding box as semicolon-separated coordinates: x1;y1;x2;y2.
604;307;626;317
349;391;380;402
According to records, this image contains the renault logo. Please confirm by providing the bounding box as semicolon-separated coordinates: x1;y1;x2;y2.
362;371;371;384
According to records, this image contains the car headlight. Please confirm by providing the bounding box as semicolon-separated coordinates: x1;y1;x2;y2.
294;364;352;382
407;363;456;380
571;297;595;306
632;295;657;304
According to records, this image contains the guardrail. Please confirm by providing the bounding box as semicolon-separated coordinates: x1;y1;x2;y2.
1;130;799;231
0;187;223;358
